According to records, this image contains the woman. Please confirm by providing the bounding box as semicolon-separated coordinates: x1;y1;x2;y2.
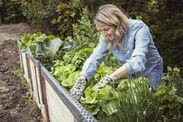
69;4;163;101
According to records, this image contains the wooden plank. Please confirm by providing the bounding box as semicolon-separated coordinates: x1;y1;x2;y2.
29;59;40;107
25;53;34;92
17;41;23;69
19;50;23;69
21;52;29;80
35;61;44;105
21;52;34;93
45;80;75;122
40;75;49;122
35;61;49;122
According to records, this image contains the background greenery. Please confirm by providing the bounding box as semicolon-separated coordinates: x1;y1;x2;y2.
0;0;182;73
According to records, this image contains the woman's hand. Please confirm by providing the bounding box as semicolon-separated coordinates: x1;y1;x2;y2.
69;75;88;101
93;75;117;89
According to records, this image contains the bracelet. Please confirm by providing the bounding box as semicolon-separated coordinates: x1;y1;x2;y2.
79;73;88;82
105;75;117;81
110;75;117;81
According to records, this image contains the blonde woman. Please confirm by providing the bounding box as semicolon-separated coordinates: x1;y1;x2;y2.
70;4;163;101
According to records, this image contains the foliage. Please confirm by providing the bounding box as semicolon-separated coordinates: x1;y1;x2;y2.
153;0;183;73
23;90;38;107
51;46;93;89
89;63;114;85
51;60;79;89
13;68;27;86
62;47;92;70
18;32;63;70
154;85;181;122
103;78;159;122
161;66;183;98
81;86;118;116
50;1;82;39
72;7;100;48
21;0;82;39
18;32;57;53
100;77;182;122
81;0;127;16
21;0;57;27
103;51;121;68
0;0;24;23
80;72;182;121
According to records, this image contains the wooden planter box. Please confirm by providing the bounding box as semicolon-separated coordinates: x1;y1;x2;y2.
18;49;97;122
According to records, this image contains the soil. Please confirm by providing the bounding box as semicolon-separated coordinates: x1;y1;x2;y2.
0;23;43;122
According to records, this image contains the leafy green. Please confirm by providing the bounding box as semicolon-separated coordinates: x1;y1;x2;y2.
161;66;183;98
18;32;63;70
81;85;119;116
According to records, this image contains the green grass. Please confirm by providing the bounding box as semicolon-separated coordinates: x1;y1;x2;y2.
13;67;38;107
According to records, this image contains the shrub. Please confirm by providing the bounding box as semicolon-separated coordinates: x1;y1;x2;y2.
72;7;99;48
50;1;82;39
0;0;24;23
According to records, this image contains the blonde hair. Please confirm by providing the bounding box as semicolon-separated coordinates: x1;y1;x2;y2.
94;4;129;48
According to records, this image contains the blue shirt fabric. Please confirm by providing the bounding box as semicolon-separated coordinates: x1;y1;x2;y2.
81;19;163;80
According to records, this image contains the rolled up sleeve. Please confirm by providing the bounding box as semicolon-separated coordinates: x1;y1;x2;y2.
81;36;108;79
124;25;150;75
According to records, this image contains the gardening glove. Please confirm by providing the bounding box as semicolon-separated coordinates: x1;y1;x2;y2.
69;75;88;101
93;75;117;89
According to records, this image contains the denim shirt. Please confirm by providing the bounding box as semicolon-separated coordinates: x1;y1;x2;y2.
81;19;163;79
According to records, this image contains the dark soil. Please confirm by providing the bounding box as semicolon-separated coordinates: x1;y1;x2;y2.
0;23;42;122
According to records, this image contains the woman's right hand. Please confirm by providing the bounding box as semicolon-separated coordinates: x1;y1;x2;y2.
69;75;88;101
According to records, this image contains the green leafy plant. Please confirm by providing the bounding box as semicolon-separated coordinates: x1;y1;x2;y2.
51;1;82;39
72;7;99;48
62;47;92;70
81;86;119;116
18;32;63;70
51;60;79;89
89;62;114;85
161;66;183;98
21;0;58;27
154;85;181;122
102;77;182;122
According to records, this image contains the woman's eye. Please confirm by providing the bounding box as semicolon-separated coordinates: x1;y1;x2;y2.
103;28;109;31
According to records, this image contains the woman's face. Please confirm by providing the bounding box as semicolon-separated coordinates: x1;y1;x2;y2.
95;22;116;41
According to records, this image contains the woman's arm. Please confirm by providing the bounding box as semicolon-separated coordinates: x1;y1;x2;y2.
112;23;150;79
81;35;109;79
70;36;109;100
111;65;129;79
